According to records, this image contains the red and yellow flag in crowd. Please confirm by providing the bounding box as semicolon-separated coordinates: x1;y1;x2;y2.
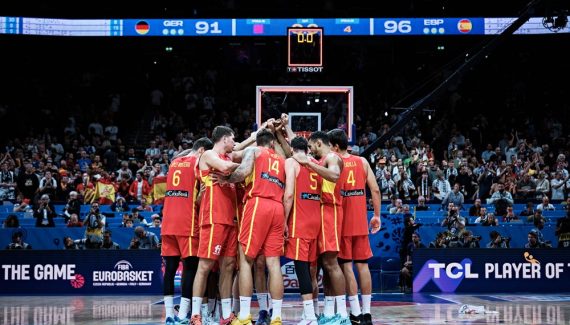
152;175;167;205
94;181;116;205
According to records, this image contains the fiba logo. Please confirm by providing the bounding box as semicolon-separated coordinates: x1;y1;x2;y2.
213;245;222;256
115;260;133;271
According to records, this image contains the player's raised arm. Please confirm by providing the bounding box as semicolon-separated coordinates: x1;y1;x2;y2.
202;150;240;174
226;147;259;183
294;152;341;183
283;158;299;235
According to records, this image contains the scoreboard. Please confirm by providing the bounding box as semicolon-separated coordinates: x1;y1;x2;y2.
287;27;324;73
1;17;569;37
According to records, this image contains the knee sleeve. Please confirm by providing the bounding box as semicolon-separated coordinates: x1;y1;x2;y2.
163;256;180;296
181;256;199;298
337;257;351;265
294;260;313;295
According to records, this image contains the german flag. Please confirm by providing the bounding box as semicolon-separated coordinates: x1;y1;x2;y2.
135;21;150;35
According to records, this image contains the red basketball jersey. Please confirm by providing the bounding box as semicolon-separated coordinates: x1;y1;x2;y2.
320;152;345;207
289;158;322;239
244;147;285;202
199;153;238;226
162;156;199;236
341;154;369;236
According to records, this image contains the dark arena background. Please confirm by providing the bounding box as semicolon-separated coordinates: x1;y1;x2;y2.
1;1;570;324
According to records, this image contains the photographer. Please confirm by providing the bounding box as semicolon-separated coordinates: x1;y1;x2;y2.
129;226;159;249
34;194;56;227
83;202;106;249
429;232;448;248
525;230;551;248
556;211;570;248
486;230;510;248
457;230;481;248
441;205;465;235
6;231;32;249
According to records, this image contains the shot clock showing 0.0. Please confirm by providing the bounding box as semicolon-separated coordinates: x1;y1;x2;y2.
287;27;324;73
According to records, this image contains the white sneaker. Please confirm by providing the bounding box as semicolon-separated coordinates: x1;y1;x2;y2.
203;314;219;325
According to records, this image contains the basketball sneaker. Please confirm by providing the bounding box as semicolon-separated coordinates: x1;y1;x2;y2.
229;313;249;325
361;313;372;325
257;310;271;325
349;314;362;325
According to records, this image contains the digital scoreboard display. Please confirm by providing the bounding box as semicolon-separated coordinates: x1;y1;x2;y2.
287;27;323;73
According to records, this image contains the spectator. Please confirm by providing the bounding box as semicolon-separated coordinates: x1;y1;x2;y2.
534;171;550;199
556;212;570;248
67;213;83;227
486;230;510;248
480;213;499;226
468;198;482;216
2;214;20;228
441;206;466;235
12;194;32;213
550;171;568;200
0;161;16;202
63;191;81;222
149;214;162;228
503;207;519;222
17;162;39;201
111;196;129;212
531;215;546;243
488;182;514;217
442;183;464;211
128;172;151;204
83;202;105;249
136;200;154;212
129;226;159;249
414;196;429;211
432;171;451;202
519;201;535;218
415;170;431;201
101;230;120;250
389;199;403;214
6;231;32;249
536;196;555;211
131;208;150;226
527;209;544;224
34;194;56;227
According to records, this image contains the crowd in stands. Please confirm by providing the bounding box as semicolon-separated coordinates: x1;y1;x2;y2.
1;36;570;253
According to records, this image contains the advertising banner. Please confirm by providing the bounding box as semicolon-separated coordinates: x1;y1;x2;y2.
0;250;162;295
413;249;570;293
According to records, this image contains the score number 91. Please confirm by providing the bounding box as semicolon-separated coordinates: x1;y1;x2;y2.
195;21;222;34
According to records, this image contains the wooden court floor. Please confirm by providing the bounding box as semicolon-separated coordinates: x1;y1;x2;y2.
1;293;569;325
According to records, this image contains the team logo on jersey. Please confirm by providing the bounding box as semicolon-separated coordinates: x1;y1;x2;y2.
213;245;222;256
300;193;321;201
165;190;189;198
341;189;365;197
260;172;285;189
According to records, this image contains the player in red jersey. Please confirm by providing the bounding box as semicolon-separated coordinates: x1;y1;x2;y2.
328;129;381;325
215;129;286;325
293;131;349;323
189;126;241;325
161;137;213;325
284;136;323;325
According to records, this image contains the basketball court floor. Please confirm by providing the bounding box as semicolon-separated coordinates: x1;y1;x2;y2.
1;293;569;325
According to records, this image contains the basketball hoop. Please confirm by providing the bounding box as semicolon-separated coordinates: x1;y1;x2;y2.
294;131;312;139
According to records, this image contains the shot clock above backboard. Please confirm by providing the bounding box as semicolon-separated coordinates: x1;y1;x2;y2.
287;27;323;73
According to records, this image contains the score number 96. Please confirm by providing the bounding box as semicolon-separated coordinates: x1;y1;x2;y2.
384;20;412;34
195;21;222;34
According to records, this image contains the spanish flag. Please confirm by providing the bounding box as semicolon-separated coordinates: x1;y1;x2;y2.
152;175;167;205
95;181;116;205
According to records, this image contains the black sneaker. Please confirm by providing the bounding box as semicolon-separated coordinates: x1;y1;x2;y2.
362;313;372;325
349;313;363;325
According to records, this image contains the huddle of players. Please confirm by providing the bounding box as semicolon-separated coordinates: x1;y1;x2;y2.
160;117;382;325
